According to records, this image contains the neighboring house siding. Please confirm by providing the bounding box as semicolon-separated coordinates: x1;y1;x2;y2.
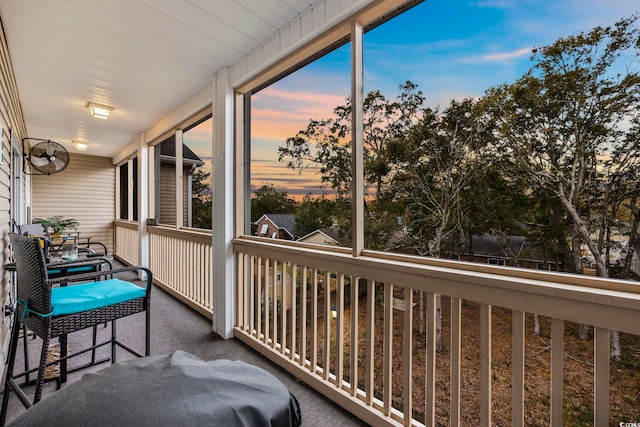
298;231;338;246
255;216;294;240
182;166;189;227
158;162;191;226
159;162;176;225
0;15;29;381
255;218;280;239
31;153;115;254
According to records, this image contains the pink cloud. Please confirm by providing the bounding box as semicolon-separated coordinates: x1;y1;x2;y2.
249;86;348;200
251;87;348;140
258;87;346;106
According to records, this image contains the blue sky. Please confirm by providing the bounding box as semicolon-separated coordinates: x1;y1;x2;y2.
250;0;639;197
362;0;639;106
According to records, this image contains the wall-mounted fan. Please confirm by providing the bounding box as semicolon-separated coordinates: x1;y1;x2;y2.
22;138;70;175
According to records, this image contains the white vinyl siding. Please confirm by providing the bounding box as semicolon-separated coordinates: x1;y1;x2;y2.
0;17;29;380
31;153;115;254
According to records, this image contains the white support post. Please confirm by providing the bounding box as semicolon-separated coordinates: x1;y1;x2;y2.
351;20;364;256
127;159;134;221
175;129;184;229
212;67;235;338
137;133;150;275
115;165;121;220
148;144;156;220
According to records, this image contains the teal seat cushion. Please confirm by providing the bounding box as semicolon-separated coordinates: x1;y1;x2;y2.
51;279;146;316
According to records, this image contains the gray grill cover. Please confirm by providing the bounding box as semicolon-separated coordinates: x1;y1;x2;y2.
9;351;301;427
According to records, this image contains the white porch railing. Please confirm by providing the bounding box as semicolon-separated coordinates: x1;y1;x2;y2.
233;237;640;427
114;221;213;318
114;220;139;266
148;226;213;318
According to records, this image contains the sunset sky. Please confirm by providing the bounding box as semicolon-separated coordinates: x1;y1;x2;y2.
206;0;640;199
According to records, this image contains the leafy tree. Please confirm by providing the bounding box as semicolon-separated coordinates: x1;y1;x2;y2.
389;98;493;257
294;194;335;237
483;14;640;358
250;184;297;223
279;82;426;249
388;97;495;350
605;115;640;279
191;168;212;229
524;192;575;271
460;165;536;264
484;14;640;280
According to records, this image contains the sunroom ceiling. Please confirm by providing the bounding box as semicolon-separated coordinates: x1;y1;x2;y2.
0;0;313;158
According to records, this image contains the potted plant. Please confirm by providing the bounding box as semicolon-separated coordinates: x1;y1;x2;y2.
33;216;79;234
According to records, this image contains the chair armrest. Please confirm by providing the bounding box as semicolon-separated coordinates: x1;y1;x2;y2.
78;239;108;257
47;257;115;284
47;266;153;294
48;257;113;270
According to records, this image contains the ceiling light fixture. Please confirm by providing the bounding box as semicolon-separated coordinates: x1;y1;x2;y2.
87;102;113;119
73;141;90;151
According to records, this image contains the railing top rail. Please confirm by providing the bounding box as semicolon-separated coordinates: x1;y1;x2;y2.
233;237;640;335
113;219;138;230
148;225;212;245
235;236;640;294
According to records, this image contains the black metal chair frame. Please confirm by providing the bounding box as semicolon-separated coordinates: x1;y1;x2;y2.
1;233;152;426
18;255;115;386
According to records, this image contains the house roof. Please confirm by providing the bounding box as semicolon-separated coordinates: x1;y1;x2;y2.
159;136;204;166
454;234;550;262
256;214;297;238
297;229;339;244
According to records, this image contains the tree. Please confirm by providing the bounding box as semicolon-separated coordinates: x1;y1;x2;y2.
191;168;212;230
294;194;335;237
278;82;426;249
483;14;640;359
250;184;297;223
461;166;535;263
389;97;494;350
389;98;494;257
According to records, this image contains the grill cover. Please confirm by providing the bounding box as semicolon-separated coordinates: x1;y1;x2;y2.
9;351;301;427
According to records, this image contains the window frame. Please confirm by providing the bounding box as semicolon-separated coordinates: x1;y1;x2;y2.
238;1;419;253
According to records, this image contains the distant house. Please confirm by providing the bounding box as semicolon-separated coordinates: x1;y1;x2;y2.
452;234;562;271
254;214;297;240
157;136;204;226
297;228;339;246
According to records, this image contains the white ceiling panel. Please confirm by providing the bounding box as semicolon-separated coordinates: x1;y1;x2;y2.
0;0;315;157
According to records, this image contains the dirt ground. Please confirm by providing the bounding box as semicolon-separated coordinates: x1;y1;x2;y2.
304;291;640;427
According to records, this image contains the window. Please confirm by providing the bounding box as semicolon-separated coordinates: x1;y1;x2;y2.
154;114;212;229
241;0;640;281
118;158;138;221
183;116;213;229
249;42;351;247
156;136;177;226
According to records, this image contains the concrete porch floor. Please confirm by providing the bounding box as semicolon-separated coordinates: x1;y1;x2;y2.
2;271;369;427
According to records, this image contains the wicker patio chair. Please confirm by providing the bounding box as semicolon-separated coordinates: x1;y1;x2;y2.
1;233;152;426
12;255;114;387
